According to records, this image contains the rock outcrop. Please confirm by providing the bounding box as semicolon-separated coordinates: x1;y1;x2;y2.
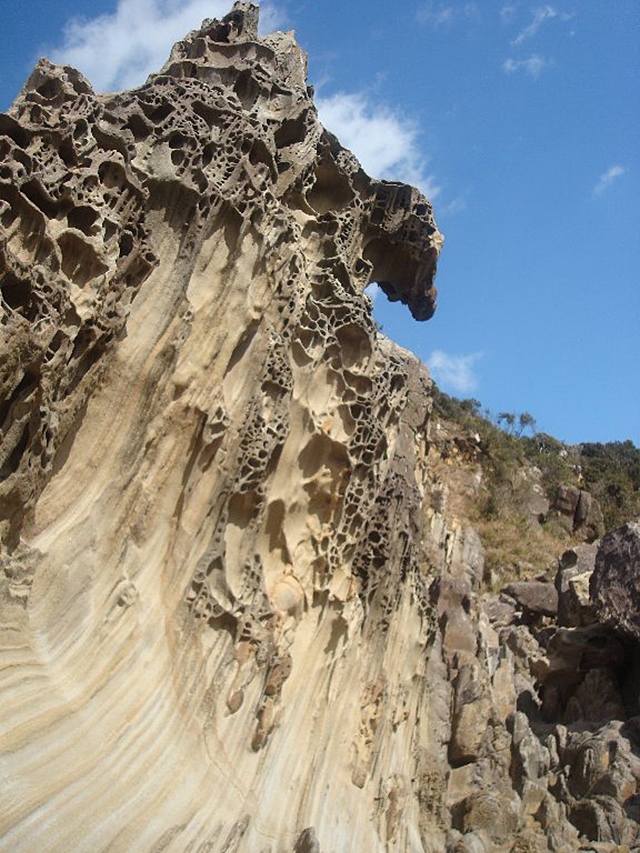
550;485;604;543
1;4;638;852
591;522;640;640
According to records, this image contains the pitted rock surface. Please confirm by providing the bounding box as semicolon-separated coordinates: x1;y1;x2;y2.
0;5;638;853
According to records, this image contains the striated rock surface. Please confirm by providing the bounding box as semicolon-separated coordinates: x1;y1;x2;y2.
1;5;638;852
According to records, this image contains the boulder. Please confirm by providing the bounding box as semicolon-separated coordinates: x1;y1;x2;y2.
546;626;625;679
556;544;598;627
591;521;640;640
482;593;517;627
551;485;604;542
568;796;629;845
502;581;558;618
574;490;605;542
553;484;581;519
509;711;550;790
454;789;522;840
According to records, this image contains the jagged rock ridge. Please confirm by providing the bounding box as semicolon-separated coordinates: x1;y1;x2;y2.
0;4;638;852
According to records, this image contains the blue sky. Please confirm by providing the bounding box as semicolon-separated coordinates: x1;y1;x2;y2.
1;1;638;444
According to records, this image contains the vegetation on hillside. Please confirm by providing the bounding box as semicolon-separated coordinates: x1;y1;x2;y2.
430;386;640;587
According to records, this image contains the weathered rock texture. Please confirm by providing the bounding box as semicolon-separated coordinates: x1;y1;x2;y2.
1;5;638;852
591;522;640;640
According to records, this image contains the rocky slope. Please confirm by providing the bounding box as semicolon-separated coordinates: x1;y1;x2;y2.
0;4;638;851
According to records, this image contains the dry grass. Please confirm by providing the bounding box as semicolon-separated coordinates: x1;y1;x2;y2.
473;513;574;591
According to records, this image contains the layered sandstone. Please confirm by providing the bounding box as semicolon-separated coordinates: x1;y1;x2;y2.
1;5;638;852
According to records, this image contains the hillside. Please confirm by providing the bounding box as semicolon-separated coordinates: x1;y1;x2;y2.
429;386;640;587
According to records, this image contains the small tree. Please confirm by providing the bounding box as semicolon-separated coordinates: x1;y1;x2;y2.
497;412;516;434
517;412;537;436
460;398;481;416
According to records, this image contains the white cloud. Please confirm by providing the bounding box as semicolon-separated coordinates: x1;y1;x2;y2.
593;165;625;196
416;2;479;26
502;54;550;79
316;91;439;197
513;5;557;44
49;0;285;93
427;350;482;395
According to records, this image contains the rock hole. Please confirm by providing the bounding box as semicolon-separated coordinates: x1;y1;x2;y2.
274;110;308;149
147;101;174;124
0;369;38;429
67;206;98;235
58;137;78;167
307;154;354;215
124;113;151;141
98;161;126;190
36;78;63;100
234;69;260;110
58;231;108;286
0;114;28;148
118;232;134;257
334;323;372;370
1;422;30;477
0;271;35;318
193;101;220;128
20;180;59;219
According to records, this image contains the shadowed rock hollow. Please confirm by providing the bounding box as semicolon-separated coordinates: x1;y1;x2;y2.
1;4;639;852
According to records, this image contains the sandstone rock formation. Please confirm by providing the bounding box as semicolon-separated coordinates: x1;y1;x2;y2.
1;4;638;852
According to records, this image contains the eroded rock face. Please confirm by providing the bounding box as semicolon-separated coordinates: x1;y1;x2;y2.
1;5;638;853
0;5;443;851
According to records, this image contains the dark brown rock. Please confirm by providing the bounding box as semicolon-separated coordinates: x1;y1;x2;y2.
551;485;604;542
294;828;321;853
556;543;598;627
591;521;640;640
503;580;558;618
568;796;629;844
483;592;517;627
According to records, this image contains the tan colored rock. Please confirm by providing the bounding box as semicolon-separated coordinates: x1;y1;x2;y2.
0;5;446;851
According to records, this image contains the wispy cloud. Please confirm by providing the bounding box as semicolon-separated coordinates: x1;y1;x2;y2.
49;0;285;92
502;54;550;79
316;91;440;197
593;165;625;196
427;350;482;394
512;4;558;44
441;196;467;215
416;2;479;27
500;3;519;23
